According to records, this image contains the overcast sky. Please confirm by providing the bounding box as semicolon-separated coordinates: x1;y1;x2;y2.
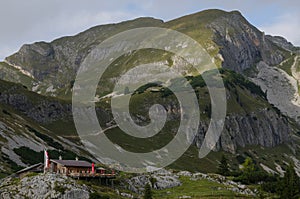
0;0;299;60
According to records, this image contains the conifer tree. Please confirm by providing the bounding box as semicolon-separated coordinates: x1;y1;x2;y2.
278;164;300;199
241;157;255;175
218;155;230;176
143;183;153;199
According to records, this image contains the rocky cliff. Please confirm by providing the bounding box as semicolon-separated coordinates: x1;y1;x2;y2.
209;11;284;72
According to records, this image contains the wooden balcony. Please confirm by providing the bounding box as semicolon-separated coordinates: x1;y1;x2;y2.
68;172;116;179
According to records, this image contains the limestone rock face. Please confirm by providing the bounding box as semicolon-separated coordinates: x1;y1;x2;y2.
266;35;299;52
0;93;70;123
209;12;284;72
251;61;300;123
195;109;291;153
0;84;110;124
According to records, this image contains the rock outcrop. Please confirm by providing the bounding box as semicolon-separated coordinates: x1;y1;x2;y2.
123;169;255;196
266;35;299;52
0;173;90;199
124;169;181;194
209;11;284;72
251;61;300;123
195;109;291;153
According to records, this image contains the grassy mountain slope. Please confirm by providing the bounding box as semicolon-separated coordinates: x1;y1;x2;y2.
0;9;299;178
0;68;299;176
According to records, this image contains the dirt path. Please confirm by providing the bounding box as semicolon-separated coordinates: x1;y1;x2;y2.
291;55;300;81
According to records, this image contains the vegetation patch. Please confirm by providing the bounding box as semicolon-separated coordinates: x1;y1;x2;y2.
153;176;240;198
54;182;67;194
89;192;110;199
276;54;296;76
26;125;64;150
13;147;43;165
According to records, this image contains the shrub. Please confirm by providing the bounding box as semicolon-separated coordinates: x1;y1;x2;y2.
217;155;230;176
89;192;109;199
54;183;67;194
143;183;153;199
13;147;43;165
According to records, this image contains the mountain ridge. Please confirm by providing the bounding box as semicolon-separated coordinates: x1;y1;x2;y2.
0;9;300;177
1;9;293;97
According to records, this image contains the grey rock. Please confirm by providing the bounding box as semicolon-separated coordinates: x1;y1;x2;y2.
266;35;299;52
0;173;90;199
193;108;291;153
125;169;181;194
209;12;284;73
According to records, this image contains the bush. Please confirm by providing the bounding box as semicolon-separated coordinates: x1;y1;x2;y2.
26;125;64;150
13;147;43;165
220;68;266;98
233;157;270;184
277;165;300;198
187;75;206;88
234;170;269;184
143;183;153;199
261;165;300;198
217;155;230;176
261;180;279;193
89;192;109;199
149;177;157;187
54;183;67;194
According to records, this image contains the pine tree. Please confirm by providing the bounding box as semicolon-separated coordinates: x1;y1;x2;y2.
238;157;256;184
143;183;153;199
241;157;255;174
217;155;230;176
278;164;300;199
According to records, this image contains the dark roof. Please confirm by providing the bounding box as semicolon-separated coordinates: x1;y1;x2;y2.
50;159;92;167
16;163;44;174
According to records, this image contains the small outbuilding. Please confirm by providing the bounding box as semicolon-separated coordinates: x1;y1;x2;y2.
15;163;44;178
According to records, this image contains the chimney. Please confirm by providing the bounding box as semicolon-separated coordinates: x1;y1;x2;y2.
75;157;79;161
59;155;62;160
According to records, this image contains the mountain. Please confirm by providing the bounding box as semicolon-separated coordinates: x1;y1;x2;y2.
0;80;96;177
2;10;300;122
0;9;300;177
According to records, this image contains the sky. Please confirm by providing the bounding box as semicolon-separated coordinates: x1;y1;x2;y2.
0;0;299;61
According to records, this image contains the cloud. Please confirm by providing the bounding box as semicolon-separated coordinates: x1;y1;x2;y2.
259;13;300;46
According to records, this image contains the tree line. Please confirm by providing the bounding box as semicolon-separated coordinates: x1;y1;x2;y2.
217;155;300;198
